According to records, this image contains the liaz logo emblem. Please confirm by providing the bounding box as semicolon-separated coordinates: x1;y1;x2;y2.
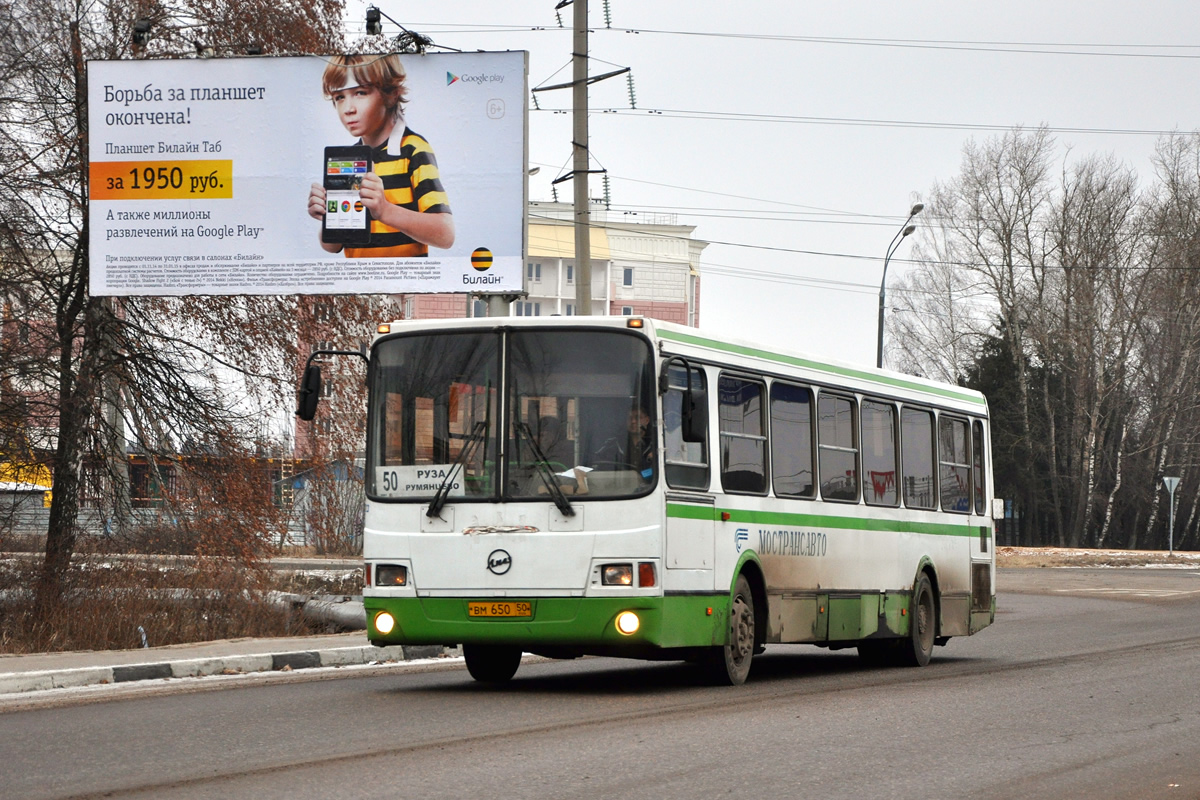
487;549;512;575
735;528;749;553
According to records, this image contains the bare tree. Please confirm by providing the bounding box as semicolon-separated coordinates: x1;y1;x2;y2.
888;245;990;385
0;0;346;613
912;127;1056;541
1039;153;1144;546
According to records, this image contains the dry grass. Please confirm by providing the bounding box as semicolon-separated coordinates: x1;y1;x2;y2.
0;555;327;655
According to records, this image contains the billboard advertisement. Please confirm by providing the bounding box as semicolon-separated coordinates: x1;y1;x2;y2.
87;52;526;296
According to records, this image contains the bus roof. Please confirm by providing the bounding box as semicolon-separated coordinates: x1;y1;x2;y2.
371;315;988;413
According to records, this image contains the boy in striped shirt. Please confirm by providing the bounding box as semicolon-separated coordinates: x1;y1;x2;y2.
307;54;454;257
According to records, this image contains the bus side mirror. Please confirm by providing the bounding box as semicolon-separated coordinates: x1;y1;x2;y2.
297;364;322;421
991;498;1005;521
683;387;707;443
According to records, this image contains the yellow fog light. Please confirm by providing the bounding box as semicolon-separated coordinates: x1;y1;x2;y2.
374;611;396;635
615;611;640;635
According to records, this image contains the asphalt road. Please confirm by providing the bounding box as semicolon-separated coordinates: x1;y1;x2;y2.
3;567;1200;800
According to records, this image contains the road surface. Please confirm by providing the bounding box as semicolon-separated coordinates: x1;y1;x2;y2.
2;567;1199;800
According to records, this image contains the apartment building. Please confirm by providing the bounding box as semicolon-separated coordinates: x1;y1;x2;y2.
405;201;706;323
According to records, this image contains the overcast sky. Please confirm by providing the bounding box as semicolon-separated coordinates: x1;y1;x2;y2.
349;0;1200;366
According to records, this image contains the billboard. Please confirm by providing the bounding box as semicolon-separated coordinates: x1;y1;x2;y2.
87;52;526;296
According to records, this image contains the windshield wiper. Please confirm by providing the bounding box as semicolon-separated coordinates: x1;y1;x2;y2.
427;420;488;519
514;421;575;517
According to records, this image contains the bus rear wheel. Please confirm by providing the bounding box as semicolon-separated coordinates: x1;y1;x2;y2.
463;644;522;683
897;573;937;667
705;574;755;686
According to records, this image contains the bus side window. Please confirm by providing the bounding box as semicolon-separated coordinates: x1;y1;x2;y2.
770;382;815;499
901;406;936;509
718;375;767;495
939;415;971;513
861;399;899;507
973;419;986;514
818;392;859;502
664;365;709;490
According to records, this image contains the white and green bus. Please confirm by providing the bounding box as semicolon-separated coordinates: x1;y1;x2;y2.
299;315;996;685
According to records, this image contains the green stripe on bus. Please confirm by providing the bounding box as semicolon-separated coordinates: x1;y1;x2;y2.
667;503;978;538
657;328;986;406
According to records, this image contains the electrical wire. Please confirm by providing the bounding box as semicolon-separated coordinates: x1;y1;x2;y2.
534;106;1185;138
355;22;1200;61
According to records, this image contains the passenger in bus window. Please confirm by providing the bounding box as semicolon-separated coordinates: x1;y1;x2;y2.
595;406;655;479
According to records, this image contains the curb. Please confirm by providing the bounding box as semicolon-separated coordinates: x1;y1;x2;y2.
0;644;446;696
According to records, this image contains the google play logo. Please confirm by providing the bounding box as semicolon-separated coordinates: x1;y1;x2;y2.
446;72;459;85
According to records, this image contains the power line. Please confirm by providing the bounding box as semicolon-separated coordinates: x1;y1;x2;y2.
364;22;1200;61
534;106;1186;138
595;27;1200;61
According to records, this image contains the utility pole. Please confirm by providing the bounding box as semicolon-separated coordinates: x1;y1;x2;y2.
571;0;592;315
533;0;627;316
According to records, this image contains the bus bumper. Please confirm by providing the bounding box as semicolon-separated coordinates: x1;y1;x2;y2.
364;594;728;651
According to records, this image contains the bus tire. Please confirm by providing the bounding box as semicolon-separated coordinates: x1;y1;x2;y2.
897;573;937;667
705;574;755;686
463;644;522;683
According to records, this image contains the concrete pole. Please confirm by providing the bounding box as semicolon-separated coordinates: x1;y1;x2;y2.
572;0;592;315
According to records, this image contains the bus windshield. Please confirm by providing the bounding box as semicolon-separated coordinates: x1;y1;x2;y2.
368;328;657;502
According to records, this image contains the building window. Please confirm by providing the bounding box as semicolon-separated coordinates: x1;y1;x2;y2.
621;306;634;316
565;304;575;316
527;262;541;282
471;299;488;318
315;340;334;353
515;302;541;317
622;267;633;287
313;302;333;322
566;264;574;283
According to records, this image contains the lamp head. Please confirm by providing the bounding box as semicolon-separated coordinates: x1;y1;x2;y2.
132;18;151;46
366;6;383;35
910;203;925;216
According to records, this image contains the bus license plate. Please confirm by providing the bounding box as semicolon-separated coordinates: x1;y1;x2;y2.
468;601;532;618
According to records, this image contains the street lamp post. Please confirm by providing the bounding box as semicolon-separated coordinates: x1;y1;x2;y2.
876;203;924;369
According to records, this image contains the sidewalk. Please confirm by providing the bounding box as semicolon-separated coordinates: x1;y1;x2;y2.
0;633;449;696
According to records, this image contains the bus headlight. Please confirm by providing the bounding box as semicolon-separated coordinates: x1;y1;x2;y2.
374;611;396;635
615;611;640;635
376;564;408;586
601;564;633;586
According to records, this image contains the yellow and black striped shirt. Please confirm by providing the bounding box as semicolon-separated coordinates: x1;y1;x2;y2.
345;128;451;258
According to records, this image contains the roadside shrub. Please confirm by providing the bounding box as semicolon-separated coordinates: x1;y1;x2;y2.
0;555;325;654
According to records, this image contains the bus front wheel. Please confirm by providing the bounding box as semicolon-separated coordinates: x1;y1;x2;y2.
463;644;522;683
705;574;755;685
